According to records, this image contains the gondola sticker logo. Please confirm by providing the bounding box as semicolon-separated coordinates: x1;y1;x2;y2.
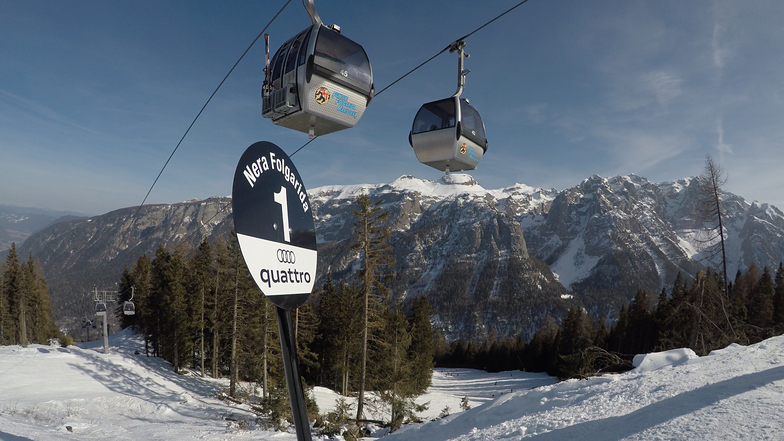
333;92;358;118
460;143;467;155
315;87;330;104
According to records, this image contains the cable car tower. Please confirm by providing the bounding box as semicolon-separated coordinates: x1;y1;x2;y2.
262;0;374;139
409;40;488;174
92;287;117;354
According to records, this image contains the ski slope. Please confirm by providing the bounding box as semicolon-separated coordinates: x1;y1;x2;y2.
0;329;782;440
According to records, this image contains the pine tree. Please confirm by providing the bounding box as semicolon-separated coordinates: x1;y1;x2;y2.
149;245;191;370
558;306;592;356
313;278;362;395
22;255;57;344
407;295;435;394
188;238;213;377
379;304;414;431
747;266;774;338
626;289;657;354
773;263;784;332
2;244;23;345
352;193;395;422
130;255;153;354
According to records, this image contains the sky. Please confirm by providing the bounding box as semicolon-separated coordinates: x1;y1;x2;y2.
2;0;784;216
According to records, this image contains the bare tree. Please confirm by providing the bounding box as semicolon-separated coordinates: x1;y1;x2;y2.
696;154;729;294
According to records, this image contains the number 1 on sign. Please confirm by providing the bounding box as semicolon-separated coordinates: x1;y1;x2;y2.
273;186;291;242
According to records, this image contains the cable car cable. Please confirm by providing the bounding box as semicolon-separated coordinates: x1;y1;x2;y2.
289;0;532;158
134;0;294;218
145;0;533;244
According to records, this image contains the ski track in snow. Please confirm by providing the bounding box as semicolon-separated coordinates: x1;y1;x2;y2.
0;330;783;440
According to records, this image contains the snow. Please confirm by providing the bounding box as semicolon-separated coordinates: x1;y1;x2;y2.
550;233;600;289
632;348;698;373
309;175;547;204
1;329;784;440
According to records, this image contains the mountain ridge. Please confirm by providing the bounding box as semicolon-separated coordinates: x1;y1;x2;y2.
16;173;784;340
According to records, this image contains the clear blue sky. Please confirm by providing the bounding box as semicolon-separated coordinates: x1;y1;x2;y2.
2;0;783;215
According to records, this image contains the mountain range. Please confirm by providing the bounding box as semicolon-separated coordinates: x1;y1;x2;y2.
15;173;784;341
0;205;84;252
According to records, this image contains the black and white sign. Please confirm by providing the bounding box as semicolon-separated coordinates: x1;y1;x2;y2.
232;141;317;309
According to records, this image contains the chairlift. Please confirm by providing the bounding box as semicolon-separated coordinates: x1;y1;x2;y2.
262;0;373;138
409;40;488;173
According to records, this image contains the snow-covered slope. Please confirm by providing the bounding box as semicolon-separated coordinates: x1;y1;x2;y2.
1;331;782;440
388;336;784;441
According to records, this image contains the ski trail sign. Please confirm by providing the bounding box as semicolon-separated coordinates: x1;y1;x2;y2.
232;141;317;309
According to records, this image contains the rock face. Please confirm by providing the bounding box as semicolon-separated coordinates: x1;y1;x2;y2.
18;174;784;341
309;174;567;341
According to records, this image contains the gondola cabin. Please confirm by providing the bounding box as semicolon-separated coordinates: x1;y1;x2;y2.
409;96;487;172
123;301;135;316
262;23;373;138
95;302;107;317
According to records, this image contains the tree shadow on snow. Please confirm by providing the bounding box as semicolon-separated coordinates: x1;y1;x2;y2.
526;366;784;440
66;348;238;421
0;430;34;441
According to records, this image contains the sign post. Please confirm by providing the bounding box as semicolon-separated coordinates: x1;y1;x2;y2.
232;141;316;441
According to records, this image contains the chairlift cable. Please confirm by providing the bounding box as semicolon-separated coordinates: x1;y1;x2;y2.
142;0;532;244
134;0;294;218
290;0;532;157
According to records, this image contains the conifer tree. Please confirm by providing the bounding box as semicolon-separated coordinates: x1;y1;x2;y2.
747;266;774;335
129;255;152;353
22;255;57;344
379;304;414;431
352;193;395;422
0;255;5;344
773;263;784;332
407;295;435;394
313;278;362;395
188;238;213;377
2;244;23;345
558;306;592;356
150;246;190;371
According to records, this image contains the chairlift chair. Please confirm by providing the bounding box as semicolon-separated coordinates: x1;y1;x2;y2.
262;0;373;138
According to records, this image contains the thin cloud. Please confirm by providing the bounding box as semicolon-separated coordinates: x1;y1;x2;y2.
0;89;101;135
715;116;733;162
644;70;683;111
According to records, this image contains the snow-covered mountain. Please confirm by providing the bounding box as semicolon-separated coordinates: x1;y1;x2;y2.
522;174;784;318
18;174;784;341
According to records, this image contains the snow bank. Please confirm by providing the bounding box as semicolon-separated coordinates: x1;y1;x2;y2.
632;348;698;373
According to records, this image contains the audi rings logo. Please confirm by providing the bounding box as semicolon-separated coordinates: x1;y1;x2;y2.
277;249;296;264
